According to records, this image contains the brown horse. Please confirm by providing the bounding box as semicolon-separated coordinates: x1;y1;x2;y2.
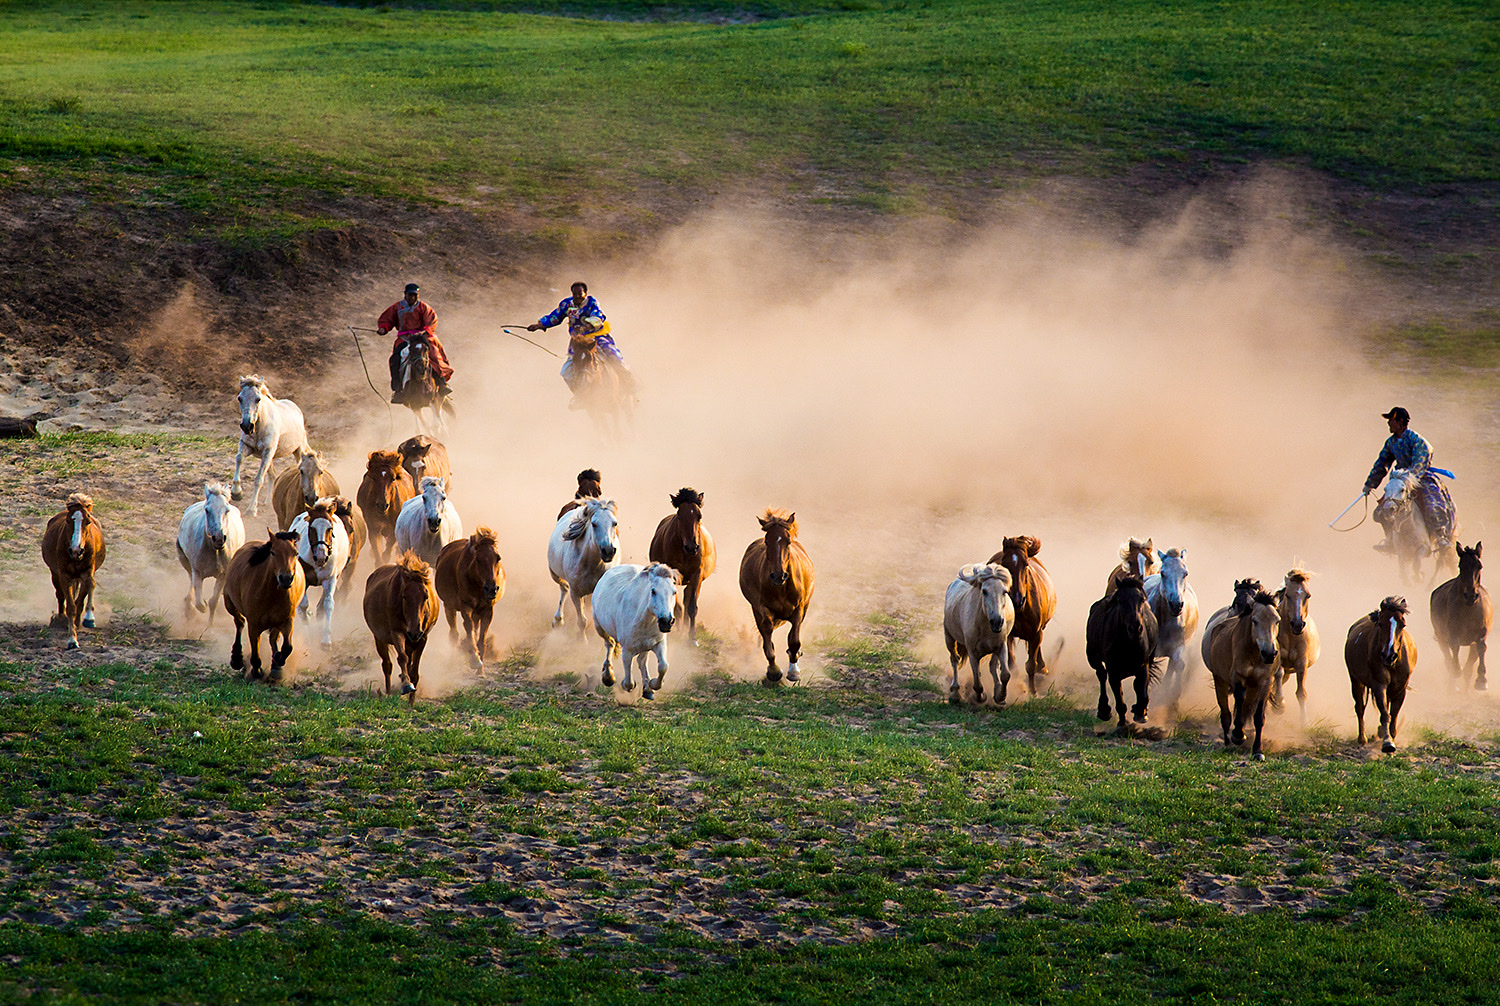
739;510;815;684
357;449;416;564
650;488;716;644
40;493;107;649
1272;569;1320;719
989;535;1057;696
1202;588;1280;760
435;527;506;674
1085;575;1158;729
1104;538;1158;596
272;450;340;531
222;530;307;683
557;468;603;520
1345;596;1417;752
398;435;452;494
1431;542;1491;690
329;495;367;598
363;551;440;704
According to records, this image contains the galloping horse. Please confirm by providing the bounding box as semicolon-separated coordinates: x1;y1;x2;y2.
175;482;245;626
569;332;633;436
1345;596;1417;752
649;488;716;644
222;530;307;683
1085;575;1159;729
547;498;621;636
1142;548;1199;707
1376;469;1457;584
394;476;464;566
739;510;815;684
394;332;454;434
272;450;340;531
288;499;351;649
1202;588;1281;760
231;376;309;517
989;535;1056;697
40;493;106;649
397;435;452;494
593;563;680;700
363;552;440;704
329;495;367;596
358;450;416;565
1105;538;1159;596
435;527;506;674
1431;542;1491;690
1272;569;1320;718
558;468;603;520
943;563;1015;706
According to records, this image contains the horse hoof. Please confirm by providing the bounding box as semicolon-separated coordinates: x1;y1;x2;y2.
643;690;654;701
1097;704;1111;722
230;489;243;501
1478;679;1489;692
1252;752;1265;762
622;679;636;693
67;639;79;651
82;616;96;629
1382;741;1396;753
401;682;417;696
786;665;800;683
765;667;783;683
1133;712;1147;724
320;641;333;652
602;672;615;688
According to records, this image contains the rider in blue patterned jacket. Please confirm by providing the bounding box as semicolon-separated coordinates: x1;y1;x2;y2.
1363;406;1454;552
528;281;637;408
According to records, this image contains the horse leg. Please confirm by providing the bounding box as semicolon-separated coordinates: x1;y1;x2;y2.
755;609;781;683
785;609;804;683
189;570;206;616
317;580;336;649
551;581;569;628
1388;686;1407;748
1250;687;1268;760
404;636;425;704
1295;665;1308;722
1230;681;1247;746
392;636;411;694
49;569;67;629
375;639;393;695
968;651;985;705
1474;638;1488;691
1096;669;1111;722
476;605;494;672
458;608;478;669
80;575;97;630
649;639;669;695
991;646;1010;707
229;605;245;671
1371;685;1395;753
620;646;637;693
599;629;616;688
1351;681;1368;744
1270;667;1285;713
64;579;83;650
946;632;965;705
1026;636;1045;696
1213;677;1232;747
247;625;264;681
1112;674;1128;731
446;603;462;647
247;451;273;517
685;578;701;646
1131;666;1149;724
572;590;589;639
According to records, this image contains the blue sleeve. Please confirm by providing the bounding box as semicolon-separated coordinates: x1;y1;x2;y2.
1407;433;1431;473
1365;441;1396;489
537;299;569;329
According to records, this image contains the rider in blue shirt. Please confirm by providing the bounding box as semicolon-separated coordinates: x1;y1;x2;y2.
1363;407;1453;552
528;282;636;408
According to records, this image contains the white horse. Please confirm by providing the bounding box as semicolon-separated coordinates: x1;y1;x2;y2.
592;563;679;699
289;499;352;648
1143;548;1200;707
231;375;310;517
394;476;463;566
175;482;245;625
942;563;1015;706
547;497;621;636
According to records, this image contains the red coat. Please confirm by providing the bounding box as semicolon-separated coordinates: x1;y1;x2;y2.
379;299;452;381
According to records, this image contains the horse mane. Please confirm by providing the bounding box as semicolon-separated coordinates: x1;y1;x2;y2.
1118;538;1152;560
1112;574;1146;593
1160;547;1183;560
1005;535;1041;557
671;487;704;508
959;563;1010;587
643;561;678;581
1370;595;1410;621
367;449;401;471
398;550;431;579
328;495;354;517
576;469;603;498
66;492;94;510
759;509;797;536
562;499;614;542
248;532;296;566
204;482;230;501
307;499;338;521
1284;567;1312;584
420;476;445;492
472;525;500;549
238;374;266;389
1251;590;1276;607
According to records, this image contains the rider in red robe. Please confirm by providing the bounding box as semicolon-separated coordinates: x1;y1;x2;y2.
379;283;453;402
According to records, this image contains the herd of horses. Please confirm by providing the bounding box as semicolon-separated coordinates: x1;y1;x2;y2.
33;376;1495;754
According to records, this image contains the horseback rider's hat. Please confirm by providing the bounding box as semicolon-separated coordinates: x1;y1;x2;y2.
404;282;420;295
1381;406;1410;423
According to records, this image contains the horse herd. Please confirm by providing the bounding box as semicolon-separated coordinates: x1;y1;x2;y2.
33;376;1495;754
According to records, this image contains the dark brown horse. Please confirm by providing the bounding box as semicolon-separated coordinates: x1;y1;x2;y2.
395;333;454;432
222;530;307;683
1431;542;1490;690
398;434;452;494
1345;596;1417;752
363;551;440;704
557;468;603;520
989;535;1057;696
1202;588;1280;760
435;527;506;674
569;334;633;434
1104;537;1159;596
329;495;367;599
650;488;716;644
357;449;416;564
40;493;107;649
739;510;815;684
1085;575;1159;730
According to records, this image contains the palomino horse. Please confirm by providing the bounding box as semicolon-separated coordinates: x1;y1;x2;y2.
649;488;716;644
222;530;307;683
1202;588;1281;760
739;510;815;684
593;563;680;700
1272;569;1320;719
1086;575;1159;729
943;563;1015;706
1142;548;1199;708
363;552;440;704
1431;542;1491;690
40;493;107;649
272;450;340;531
1104;538;1159;596
558;468;603;520
397;435;452;494
1345;596;1417;752
435;527;506;674
175;482;245;626
394;476;464;566
990;535;1056;697
1375;469;1457;584
569;333;633;437
231;375;309;517
288;499;351;649
394;333;454;434
330;495;367;597
358;450;416;565
547;498;621;636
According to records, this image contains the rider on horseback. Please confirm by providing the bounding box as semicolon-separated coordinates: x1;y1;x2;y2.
528;282;637;409
1363;406;1455;553
379;283;453;404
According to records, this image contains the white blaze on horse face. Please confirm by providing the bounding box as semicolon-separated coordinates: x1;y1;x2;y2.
1133;550;1147;579
422;479;446;529
1160;556;1186;607
70;510;85;553
593;506;620;558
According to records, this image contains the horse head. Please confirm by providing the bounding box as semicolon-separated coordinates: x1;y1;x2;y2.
1375;470;1414;525
759;510;798;586
253;530;302;589
960;563;1013;633
397;551;434;646
670;487;705;556
1119;538;1154;580
1457;542;1483;604
644;562;680;633
587;499;620;563
471;526;503;602
237;375;269;436
999;536;1040;603
1231;577;1264;617
1278;568;1312;635
401;437;434;483
303;500;340;568
1156;548;1189;616
299;451;329;508
203;483;233;551
419;476;448;534
64;492;95;561
1371;595;1410;666
576;468;603;499
1247;590;1280;665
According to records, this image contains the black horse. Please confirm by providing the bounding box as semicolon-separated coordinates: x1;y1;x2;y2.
1086;575;1160;730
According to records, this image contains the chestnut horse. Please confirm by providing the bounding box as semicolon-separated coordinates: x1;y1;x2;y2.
272;450;340;531
989;535;1056;696
40;493;107;649
1272;569;1320;719
222;530;307;683
357;450;415;564
739;510;815;684
649;488;716;644
363;551;440;704
1202;588;1281;760
558;468;603;520
398;435;452;495
435;527;506;674
1105;538;1159;597
1431;542;1490;690
395;333;453;434
1345;596;1417;752
1085;575;1159;729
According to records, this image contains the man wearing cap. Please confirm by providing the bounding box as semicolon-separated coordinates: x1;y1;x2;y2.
1363;406;1454;552
378;283;453;404
528;281;637;408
